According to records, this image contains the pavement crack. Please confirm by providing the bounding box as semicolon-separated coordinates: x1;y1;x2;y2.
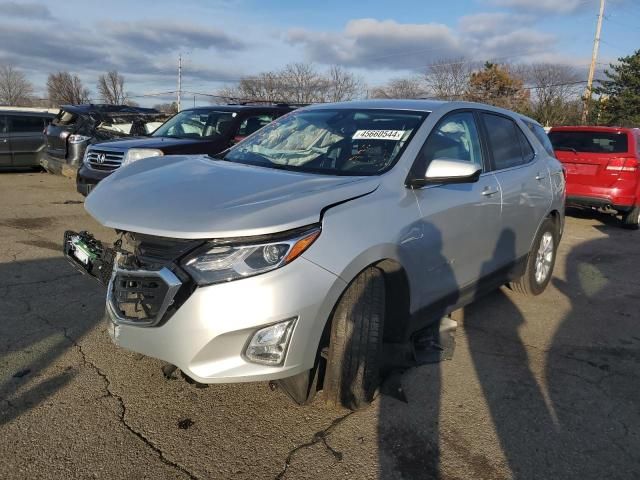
33;313;200;480
0;272;79;290
275;412;353;480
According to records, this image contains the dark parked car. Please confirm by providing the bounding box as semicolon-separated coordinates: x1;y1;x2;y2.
76;104;295;195
42;104;167;177
0;108;56;168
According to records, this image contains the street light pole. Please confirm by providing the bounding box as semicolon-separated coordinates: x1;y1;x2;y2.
582;0;606;124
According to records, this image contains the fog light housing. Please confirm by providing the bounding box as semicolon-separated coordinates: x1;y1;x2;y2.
245;318;296;366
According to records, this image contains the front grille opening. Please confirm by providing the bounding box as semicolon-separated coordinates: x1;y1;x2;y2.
86;149;125;171
113;276;170;323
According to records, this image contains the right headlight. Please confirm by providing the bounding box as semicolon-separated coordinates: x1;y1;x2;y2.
181;226;321;286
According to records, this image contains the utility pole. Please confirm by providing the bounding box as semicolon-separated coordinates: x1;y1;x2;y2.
177;53;182;112
582;0;605;124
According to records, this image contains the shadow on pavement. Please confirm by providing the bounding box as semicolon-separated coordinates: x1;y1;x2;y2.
0;257;104;425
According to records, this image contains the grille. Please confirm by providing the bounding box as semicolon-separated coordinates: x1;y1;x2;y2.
125;233;203;270
86;148;125;171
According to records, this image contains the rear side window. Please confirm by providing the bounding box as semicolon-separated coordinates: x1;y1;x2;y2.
525;121;555;157
482;113;531;170
549;131;629;154
10;115;45;133
0;116;6;134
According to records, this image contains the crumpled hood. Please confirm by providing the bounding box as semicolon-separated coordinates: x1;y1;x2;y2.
85;155;379;239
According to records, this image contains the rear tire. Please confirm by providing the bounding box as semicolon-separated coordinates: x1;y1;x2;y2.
510;217;558;296
323;267;385;410
621;206;640;230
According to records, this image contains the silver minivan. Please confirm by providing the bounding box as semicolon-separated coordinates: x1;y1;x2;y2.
65;100;565;410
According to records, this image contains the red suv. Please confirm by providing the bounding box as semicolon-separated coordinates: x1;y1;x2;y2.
549;126;640;229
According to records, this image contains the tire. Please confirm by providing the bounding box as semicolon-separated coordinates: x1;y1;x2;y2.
509;217;558;296
621;206;640;230
323;267;385;410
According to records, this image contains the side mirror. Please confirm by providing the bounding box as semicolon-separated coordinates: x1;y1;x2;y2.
423;158;481;185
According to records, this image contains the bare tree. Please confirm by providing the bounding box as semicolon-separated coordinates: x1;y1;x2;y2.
525;63;583;126
281;63;329;103
0;64;34;106
369;77;426;99
424;58;475;100
152;102;179;114
97;70;127;104
325;65;364;102
47;71;90;106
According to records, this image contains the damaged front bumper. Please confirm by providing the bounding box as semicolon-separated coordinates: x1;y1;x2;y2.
63;229;344;384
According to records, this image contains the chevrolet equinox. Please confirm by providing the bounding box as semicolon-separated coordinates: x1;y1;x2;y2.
64;100;565;410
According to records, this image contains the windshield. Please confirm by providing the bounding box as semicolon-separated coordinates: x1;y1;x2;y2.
549;130;629;154
221;109;427;175
153;109;235;139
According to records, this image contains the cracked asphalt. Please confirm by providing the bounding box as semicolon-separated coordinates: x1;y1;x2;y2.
1;171;639;480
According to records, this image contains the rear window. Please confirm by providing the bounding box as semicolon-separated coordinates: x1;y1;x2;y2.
52;110;77;126
549;131;629;154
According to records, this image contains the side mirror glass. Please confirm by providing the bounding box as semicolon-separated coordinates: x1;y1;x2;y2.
423;158;481;184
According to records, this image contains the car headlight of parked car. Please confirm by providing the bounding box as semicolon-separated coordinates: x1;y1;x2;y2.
182;226;321;286
122;148;163;166
68;134;92;144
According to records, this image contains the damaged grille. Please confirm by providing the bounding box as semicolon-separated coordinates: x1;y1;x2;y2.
107;233;202;327
86;148;125;171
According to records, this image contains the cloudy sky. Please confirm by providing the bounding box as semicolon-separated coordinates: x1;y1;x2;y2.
0;0;636;106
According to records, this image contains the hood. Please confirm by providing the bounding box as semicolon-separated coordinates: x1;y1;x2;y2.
85;155;380;239
93;136;215;150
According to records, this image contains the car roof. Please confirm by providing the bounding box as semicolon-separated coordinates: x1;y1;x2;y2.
549;125;639;134
60;104;161;115
0;106;57;116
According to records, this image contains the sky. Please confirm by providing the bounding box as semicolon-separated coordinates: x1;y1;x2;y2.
0;0;638;106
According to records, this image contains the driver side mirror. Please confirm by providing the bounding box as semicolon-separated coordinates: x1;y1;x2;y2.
422;158;481;185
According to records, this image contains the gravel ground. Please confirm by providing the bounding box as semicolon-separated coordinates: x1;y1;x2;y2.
0;171;638;480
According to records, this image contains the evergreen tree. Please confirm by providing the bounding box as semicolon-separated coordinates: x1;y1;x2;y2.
594;50;640;127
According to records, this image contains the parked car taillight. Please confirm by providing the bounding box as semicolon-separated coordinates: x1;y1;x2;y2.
605;157;638;173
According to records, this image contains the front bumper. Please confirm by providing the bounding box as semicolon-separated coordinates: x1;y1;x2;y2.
106;257;346;384
77;164;113;196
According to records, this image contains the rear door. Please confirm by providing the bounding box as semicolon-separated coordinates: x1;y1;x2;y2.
8;114;47;167
480;112;552;266
549;129;631;188
0;116;10;166
45;109;77;159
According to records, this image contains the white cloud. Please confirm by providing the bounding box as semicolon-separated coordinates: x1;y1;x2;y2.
487;0;591;14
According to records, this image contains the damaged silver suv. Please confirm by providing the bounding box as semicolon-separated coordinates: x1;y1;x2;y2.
64;100;565;410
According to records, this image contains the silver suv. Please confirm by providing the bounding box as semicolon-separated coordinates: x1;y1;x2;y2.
65;100;565;410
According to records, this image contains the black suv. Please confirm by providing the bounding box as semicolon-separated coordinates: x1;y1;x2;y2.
0;108;56;168
42;104;167;177
76;104;295;195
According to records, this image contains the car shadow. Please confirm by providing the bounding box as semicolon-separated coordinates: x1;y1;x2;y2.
0;257;104;425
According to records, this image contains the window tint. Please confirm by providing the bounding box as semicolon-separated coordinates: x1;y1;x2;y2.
414;111;484;176
548;130;629;154
525;121;555;157
482;113;529;170
517;126;535;162
0;116;6;134
10;115;44;133
237;114;275;137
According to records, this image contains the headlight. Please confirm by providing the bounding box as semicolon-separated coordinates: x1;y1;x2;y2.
122;148;163;166
182;226;321;285
68;134;91;144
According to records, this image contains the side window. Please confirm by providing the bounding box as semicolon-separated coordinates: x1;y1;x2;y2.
413;111;484;176
0;116;7;134
10;115;45;134
237;114;275;137
517;126;535;162
525;121;555;157
482;113;530;170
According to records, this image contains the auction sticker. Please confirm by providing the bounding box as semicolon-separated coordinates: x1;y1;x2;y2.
353;130;406;140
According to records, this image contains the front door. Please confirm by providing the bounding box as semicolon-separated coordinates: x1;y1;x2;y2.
410;110;502;310
0;116;10;166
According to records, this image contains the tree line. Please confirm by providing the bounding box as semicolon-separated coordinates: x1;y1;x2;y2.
1;49;638;127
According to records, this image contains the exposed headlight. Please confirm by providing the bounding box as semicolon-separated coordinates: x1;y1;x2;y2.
68;134;91;144
122;148;163;166
245;318;296;365
182;226;321;286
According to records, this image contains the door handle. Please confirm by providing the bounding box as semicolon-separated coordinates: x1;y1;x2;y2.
482;187;499;196
535;173;547;180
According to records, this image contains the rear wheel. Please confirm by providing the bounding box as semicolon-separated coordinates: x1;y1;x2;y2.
323;267;385;410
510;217;558;296
621;206;640;230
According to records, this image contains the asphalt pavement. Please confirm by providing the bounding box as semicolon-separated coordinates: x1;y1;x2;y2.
0;171;638;479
